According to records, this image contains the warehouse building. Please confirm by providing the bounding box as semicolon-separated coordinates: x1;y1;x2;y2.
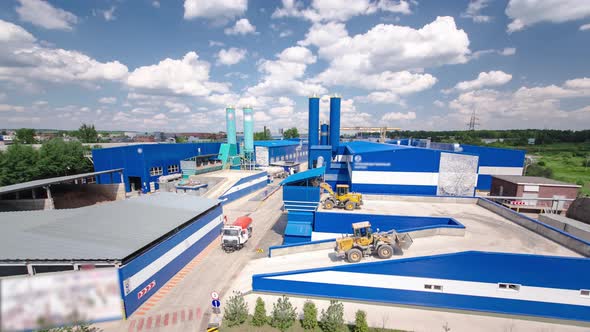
0;193;223;317
254;140;308;166
92;143;221;193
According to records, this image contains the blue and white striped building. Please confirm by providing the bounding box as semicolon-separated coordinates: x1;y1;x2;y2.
317;141;525;196
253;251;590;323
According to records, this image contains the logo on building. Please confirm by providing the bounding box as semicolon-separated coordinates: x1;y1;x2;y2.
354;155;362;163
137;280;156;300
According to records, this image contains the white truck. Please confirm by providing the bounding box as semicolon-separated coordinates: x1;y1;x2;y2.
221;216;253;252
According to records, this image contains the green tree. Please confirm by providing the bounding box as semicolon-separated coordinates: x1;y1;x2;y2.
354;310;369;332
301;300;318;331
174;135;188;143
525;163;553;178
254;127;272;141
0;144;39;186
223;291;248;327
15;128;36;144
270;295;297;332
320;300;345;332
37;139;92;178
251;297;267;327
74;124;99;143
283;127;300;139
1;129;7;135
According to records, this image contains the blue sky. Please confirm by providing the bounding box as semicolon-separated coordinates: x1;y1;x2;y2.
0;0;589;133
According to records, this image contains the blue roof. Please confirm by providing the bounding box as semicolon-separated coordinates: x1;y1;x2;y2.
343;141;411;154
280;166;325;186
254;140;300;147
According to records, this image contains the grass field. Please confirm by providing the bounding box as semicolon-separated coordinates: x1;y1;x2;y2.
515;142;590;195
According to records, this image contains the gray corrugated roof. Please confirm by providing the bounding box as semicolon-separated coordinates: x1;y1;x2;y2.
493;175;581;187
0;193;218;262
0;169;124;195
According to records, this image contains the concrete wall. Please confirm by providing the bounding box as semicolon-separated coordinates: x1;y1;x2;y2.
539;214;590;242
0;198;53;212
363;194;477;204
477;198;590;257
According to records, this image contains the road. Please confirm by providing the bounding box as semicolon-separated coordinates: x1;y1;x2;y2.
97;185;286;332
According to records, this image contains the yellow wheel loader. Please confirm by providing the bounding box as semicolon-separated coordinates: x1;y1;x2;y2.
334;221;413;263
320;183;363;210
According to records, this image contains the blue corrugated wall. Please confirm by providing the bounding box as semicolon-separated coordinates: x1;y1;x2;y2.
313;212;463;234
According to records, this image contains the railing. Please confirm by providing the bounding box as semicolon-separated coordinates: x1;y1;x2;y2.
484;196;575;214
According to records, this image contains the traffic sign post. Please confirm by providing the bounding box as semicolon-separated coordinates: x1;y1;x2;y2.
212;299;221;314
211;291;219;300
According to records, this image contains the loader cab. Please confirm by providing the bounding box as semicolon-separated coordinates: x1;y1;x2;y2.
336;184;350;197
352;221;373;246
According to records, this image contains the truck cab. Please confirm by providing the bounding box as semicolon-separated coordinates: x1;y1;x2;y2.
221;216;253;252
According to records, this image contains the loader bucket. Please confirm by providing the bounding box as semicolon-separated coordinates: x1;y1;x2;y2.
396;233;413;250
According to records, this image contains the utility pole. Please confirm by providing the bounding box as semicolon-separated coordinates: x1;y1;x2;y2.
467;109;479;131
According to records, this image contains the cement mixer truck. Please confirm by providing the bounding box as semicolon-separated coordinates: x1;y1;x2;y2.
221;216;253;252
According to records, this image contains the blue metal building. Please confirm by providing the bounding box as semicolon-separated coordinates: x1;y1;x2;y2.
316;141;479;196
254;140;308;166
92;143;221;193
253;251;590;323
389;140;526;191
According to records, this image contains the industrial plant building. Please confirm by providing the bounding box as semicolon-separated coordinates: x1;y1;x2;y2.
305;95;525;196
0;193;223;317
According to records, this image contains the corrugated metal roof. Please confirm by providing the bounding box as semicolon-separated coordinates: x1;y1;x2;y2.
0;169;124;195
343;141;410;154
0;193;218;262
493;175;581;187
254;140;300;147
280;167;325;186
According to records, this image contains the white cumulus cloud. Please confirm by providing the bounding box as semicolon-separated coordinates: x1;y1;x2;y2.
99;97;117;104
127;52;229;96
224;18;257;35
16;0;78;31
184;0;247;20
461;0;492;23
447;77;590;129
301;17;469;100
454;71;512;92
0;20;128;87
217;48;247;66
246;46;325;97
506;0;590;32
381;111;416;121
272;0;412;22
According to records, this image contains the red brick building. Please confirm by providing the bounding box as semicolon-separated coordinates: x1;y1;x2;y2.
490;175;581;211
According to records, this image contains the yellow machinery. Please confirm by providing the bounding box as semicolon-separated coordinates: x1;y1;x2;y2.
335;221;413;263
319;182;363;210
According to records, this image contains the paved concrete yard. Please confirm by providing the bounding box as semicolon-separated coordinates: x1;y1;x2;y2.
226;196;584;332
317;197;579;257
